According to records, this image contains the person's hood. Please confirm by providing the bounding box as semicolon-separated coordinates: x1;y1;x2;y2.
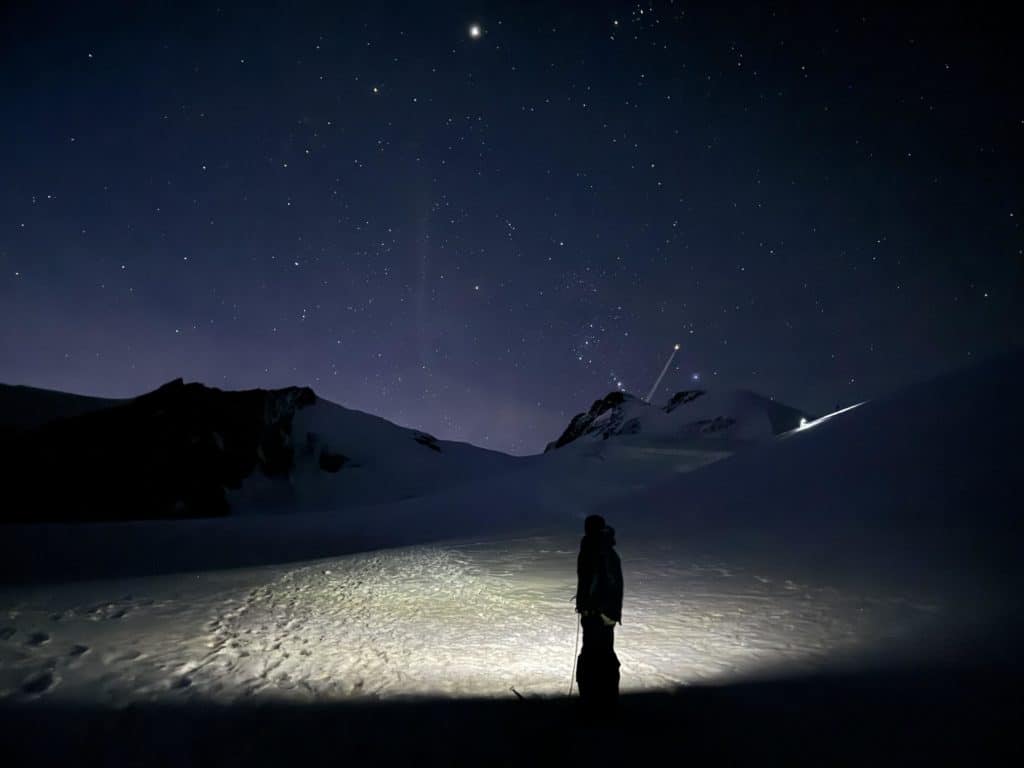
582;526;617;549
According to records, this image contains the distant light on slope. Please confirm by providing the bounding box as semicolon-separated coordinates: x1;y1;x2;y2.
794;401;867;432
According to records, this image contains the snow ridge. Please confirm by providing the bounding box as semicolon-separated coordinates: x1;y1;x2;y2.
545;388;808;452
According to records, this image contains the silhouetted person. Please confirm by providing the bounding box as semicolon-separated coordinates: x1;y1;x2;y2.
575;514;623;713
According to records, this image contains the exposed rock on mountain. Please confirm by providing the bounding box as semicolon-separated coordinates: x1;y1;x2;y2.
0;379;518;523
545;388;809;453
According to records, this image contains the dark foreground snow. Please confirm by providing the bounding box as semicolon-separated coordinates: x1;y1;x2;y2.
2;659;1019;767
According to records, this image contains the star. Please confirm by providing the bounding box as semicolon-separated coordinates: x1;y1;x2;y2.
468;24;482;39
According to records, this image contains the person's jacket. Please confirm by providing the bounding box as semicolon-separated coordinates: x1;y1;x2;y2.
575;527;623;623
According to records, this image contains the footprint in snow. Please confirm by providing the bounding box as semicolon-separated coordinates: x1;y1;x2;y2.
21;671;58;696
104;649;142;664
26;632;50;647
0;627;16;641
69;644;90;657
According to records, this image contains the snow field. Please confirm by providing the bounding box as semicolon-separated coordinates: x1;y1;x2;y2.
0;535;941;704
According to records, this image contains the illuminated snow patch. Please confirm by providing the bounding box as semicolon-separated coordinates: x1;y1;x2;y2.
0;536;938;705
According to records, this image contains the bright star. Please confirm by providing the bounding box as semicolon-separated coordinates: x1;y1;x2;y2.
469;24;481;39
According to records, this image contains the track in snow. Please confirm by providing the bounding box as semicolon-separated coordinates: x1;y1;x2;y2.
0;536;941;704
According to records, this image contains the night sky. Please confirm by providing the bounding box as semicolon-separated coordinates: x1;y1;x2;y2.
1;2;1020;454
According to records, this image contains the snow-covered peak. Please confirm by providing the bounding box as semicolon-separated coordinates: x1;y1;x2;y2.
544;388;809;452
246;392;520;514
0;378;519;522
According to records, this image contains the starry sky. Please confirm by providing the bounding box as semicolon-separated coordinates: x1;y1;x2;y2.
1;2;1021;454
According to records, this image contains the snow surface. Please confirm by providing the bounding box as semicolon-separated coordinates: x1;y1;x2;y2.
609;351;1022;599
0;535;945;704
0;351;1019;709
229;397;521;514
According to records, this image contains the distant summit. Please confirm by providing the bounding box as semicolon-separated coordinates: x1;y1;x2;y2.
0;382;116;435
545;388;809;453
0;379;517;523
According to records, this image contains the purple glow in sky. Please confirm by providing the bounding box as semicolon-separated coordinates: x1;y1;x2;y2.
1;3;1020;453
